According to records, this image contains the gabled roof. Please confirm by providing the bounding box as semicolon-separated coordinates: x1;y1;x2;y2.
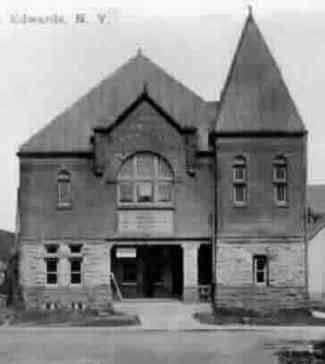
216;12;306;134
19;52;215;154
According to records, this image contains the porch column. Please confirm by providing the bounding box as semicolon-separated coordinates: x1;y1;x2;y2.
182;243;199;302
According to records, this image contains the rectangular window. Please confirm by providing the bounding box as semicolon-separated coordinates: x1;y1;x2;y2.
46;258;58;285
70;258;82;285
253;255;268;285
157;182;172;202
136;182;153;202
233;184;246;204
58;180;71;206
275;184;287;204
122;261;137;283
119;182;134;202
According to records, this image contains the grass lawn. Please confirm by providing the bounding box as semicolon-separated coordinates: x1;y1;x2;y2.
277;340;325;363
194;307;325;326
3;306;140;327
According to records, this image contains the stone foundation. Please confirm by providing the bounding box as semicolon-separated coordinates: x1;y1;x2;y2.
23;285;112;310
215;285;307;312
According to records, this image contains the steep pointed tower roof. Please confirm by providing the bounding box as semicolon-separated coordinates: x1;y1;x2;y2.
216;12;306;134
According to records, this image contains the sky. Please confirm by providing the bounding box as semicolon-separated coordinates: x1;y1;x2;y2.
0;0;325;231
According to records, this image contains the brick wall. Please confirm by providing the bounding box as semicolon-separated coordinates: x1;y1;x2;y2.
216;136;306;237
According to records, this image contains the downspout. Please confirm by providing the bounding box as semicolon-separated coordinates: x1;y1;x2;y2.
303;132;309;304
210;133;218;309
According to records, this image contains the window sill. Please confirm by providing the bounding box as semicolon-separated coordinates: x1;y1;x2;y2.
56;202;72;210
45;284;59;289
275;202;289;208
69;284;83;288
233;202;247;208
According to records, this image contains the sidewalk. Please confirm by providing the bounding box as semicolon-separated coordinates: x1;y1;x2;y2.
114;300;213;330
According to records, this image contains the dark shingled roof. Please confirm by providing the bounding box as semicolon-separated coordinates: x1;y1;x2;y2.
19;52;216;153
216;13;306;134
307;185;325;213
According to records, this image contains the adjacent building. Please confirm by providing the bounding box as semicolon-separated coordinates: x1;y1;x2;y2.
17;13;308;311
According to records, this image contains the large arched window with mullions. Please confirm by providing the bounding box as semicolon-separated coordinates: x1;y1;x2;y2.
117;153;174;205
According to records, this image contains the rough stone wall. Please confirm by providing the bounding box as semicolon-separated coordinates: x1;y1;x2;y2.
216;240;307;310
19;241;112;309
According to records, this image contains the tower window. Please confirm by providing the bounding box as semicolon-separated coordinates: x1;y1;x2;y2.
233;156;247;205
273;156;287;205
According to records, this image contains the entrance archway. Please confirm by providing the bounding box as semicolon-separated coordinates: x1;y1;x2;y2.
111;245;183;299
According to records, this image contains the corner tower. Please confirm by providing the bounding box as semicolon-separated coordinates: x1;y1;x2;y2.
214;12;308;311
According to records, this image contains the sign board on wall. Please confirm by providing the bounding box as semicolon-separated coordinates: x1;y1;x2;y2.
116;247;137;258
118;210;174;235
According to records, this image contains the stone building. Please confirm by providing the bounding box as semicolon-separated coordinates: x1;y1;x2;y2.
17;12;308;311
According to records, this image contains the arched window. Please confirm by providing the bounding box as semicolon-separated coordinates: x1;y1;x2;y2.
57;170;71;207
232;156;247;205
118;153;174;204
273;156;287;205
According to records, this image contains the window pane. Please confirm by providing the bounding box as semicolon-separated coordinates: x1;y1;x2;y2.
157;183;172;202
119;183;133;202
46;258;58;272
256;258;266;270
69;244;83;254
136;183;153;202
136;155;155;177
47;273;57;284
234;166;245;181
71;259;81;272
234;184;246;202
71;273;81;284
58;181;70;203
45;244;59;254
123;262;137;282
158;158;173;178
276;184;287;202
275;166;286;181
256;272;265;283
119;158;133;178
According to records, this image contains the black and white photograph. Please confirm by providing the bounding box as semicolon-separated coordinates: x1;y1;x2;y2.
0;0;325;363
